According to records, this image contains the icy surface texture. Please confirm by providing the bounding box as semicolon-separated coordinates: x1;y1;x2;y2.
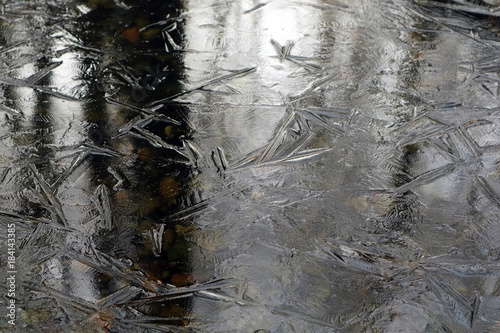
0;0;500;332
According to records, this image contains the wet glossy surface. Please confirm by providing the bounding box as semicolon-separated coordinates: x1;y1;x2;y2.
1;0;500;332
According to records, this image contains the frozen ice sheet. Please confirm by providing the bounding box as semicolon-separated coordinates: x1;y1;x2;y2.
0;0;500;332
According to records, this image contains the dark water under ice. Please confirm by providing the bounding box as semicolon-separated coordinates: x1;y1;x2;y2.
1;0;500;332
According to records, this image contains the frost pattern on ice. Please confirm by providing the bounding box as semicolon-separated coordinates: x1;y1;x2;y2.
0;0;500;332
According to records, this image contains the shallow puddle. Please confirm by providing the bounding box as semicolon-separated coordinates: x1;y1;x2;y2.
1;0;500;332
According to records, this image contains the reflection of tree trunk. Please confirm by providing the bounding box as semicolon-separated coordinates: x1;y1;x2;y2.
385;144;422;233
73;0;195;324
